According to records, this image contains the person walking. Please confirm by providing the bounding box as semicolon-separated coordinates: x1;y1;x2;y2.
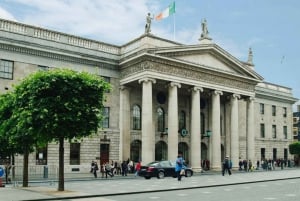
175;151;184;181
134;161;141;177
222;156;232;176
105;162;113;178
93;162;99;178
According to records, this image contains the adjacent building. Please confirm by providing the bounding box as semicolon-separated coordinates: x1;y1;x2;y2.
0;18;297;176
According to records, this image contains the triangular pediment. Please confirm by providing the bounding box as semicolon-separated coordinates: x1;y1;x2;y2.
174;52;236;73
152;44;263;81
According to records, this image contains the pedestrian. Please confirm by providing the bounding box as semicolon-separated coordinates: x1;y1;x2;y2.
4;163;12;184
175;151;184;181
121;161;128;176
90;160;95;173
134;161;141;177
222;156;232;176
93;162;99;178
105;162;113;178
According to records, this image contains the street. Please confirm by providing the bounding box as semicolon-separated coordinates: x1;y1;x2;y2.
104;178;300;201
1;169;300;201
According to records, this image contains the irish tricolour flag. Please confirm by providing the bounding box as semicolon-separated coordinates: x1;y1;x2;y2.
155;2;176;20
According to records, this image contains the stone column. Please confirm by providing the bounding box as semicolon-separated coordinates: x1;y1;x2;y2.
230;94;240;169
211;90;223;170
138;78;156;164
247;97;255;162
168;82;181;161
190;86;203;172
119;86;131;161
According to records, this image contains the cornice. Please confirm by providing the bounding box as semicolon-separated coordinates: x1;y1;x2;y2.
0;42;118;70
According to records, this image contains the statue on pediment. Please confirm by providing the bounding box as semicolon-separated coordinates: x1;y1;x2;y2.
201;18;209;38
145;13;153;34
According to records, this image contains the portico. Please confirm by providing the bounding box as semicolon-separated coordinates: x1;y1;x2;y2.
119;41;261;171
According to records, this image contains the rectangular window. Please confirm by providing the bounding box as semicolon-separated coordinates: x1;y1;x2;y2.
272;105;276;116
284;148;288;160
261;148;265;160
272;125;277;138
70;143;80;165
283;107;287;117
260;123;265;138
102;107;110;128
36;146;47;165
273;148;277;160
283;126;287;139
0;60;13;79
260;103;264;114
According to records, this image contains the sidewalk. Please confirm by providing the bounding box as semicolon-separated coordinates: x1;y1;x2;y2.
1;168;300;201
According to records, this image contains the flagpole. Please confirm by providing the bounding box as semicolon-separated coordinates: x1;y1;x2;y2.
173;12;176;41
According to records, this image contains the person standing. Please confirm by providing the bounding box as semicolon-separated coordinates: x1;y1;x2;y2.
175;151;184;181
121;161;128;176
222;156;232;176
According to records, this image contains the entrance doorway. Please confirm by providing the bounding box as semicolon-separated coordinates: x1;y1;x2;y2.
100;144;109;165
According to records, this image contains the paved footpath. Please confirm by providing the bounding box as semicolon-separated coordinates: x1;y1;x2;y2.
1;168;300;201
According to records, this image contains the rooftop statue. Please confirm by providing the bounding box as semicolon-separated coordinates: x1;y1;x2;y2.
201;18;209;38
145;13;153;34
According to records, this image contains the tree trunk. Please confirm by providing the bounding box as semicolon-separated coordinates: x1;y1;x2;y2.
58;137;64;191
23;151;29;187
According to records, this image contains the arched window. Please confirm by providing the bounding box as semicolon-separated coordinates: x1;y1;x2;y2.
157;107;165;132
179;110;186;130
132;105;141;130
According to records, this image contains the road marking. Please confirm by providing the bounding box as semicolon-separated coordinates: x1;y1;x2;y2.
264;198;277;200
177;193;188;196
149;196;160;199
285;194;296;197
201;191;212;194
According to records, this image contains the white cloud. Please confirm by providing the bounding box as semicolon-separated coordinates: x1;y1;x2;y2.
3;0;155;45
0;7;16;21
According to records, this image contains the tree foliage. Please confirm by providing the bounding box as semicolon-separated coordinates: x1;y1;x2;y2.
289;142;300;155
0;68;110;190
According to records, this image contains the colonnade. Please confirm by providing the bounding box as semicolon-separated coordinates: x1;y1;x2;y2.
119;77;255;170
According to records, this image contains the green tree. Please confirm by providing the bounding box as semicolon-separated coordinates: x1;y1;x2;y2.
289;141;300;166
0;69;110;190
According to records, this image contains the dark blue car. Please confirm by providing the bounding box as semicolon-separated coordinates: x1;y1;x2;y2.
138;160;193;179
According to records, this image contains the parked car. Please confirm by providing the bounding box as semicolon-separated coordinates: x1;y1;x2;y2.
138;160;193;179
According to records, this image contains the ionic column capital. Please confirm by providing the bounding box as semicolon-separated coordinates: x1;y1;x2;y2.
248;96;255;102
120;85;131;91
138;77;156;84
213;90;223;96
169;82;181;88
232;93;241;100
191;86;203;92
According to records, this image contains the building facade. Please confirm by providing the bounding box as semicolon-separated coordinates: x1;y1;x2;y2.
0;18;297;175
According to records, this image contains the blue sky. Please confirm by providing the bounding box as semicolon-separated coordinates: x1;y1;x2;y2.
0;0;299;109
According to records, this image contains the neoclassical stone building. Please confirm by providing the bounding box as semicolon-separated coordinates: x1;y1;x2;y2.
0;18;297;174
